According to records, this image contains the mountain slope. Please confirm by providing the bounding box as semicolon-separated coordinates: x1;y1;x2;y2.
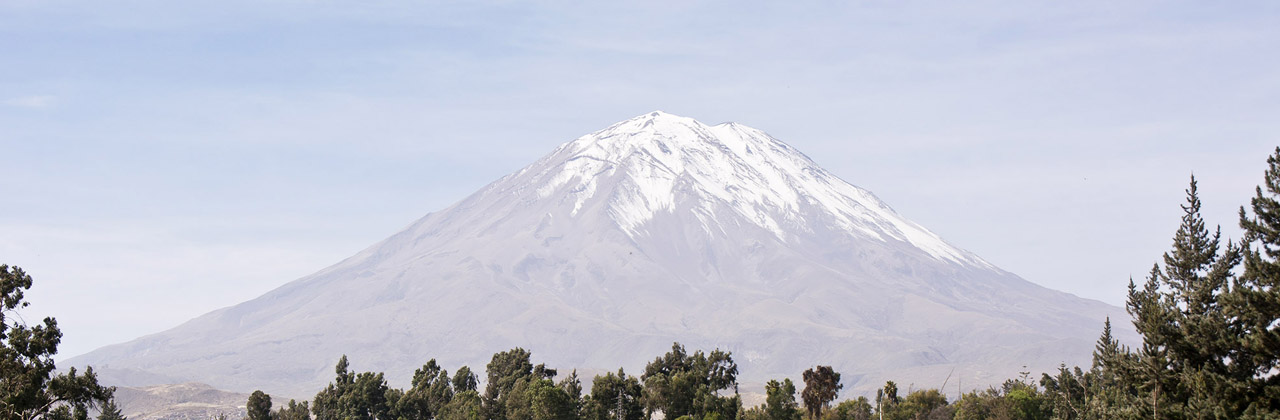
70;111;1127;398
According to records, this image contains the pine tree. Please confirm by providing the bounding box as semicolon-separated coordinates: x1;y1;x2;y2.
1232;147;1280;417
96;397;125;420
1119;176;1244;419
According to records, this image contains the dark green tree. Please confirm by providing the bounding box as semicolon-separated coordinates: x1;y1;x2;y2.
762;379;801;420
1122;176;1244;419
95;397;124;420
452;366;478;393
247;390;271;420
528;379;576;420
1232;146;1280;417
311;355;392;420
800;366;841;419
582;369;643;420
397;360;452;420
556;370;582;415
484;348;537;420
640;343;739;420
890;389;948;420
1;264;114;420
437;391;482;420
824;397;871;420
274;399;311;420
875;381;898;416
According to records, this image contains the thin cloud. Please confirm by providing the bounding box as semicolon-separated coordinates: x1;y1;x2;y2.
4;95;57;109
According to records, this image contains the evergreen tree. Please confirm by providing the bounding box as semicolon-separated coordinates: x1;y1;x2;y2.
247;390;271;420
1121;176;1244;419
1232;146;1280;417
274;399;311;420
95;397;125;420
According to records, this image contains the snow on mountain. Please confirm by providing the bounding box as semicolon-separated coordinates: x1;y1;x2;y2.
68;111;1129;399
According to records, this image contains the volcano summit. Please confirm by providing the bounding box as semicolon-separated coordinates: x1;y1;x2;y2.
71;111;1125;397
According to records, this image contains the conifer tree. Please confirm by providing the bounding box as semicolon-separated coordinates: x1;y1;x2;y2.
95;397;125;420
246;390;271;420
1232;146;1280;417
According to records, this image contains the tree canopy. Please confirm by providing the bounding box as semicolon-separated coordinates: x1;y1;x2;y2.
1;265;114;420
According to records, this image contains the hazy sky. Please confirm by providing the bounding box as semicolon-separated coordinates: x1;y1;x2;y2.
3;1;1278;360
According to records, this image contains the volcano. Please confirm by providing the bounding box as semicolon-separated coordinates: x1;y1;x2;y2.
70;111;1126;398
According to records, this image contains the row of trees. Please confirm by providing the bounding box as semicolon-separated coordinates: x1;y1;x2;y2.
251;343;755;420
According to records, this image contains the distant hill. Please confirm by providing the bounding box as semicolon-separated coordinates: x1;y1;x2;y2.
114;383;250;420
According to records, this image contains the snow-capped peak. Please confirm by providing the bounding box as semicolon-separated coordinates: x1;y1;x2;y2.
523;111;987;266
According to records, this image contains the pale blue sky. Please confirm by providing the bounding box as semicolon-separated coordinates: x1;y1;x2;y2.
3;1;1278;359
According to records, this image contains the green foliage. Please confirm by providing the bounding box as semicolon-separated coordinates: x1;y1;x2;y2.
640;343;739;420
484;348;541;420
582;369;643;420
801;366;841;419
397;360;453;420
274;399;311;420
452;367;478;393
247;391;273;420
247;390;271;420
436;390;482;420
1233;147;1280;417
822;397;870;420
311;355;393;420
95;397;125;420
528;378;577;420
1;264;114;420
762;379;801;420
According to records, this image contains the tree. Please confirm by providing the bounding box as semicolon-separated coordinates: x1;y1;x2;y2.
640;343;740;420
582;369;643;420
528;379;576;420
1121;176;1244;418
453;366;478;393
801;366;841;419
762;379;801;420
274;399;311;420
246;390;271;420
95;398;124;420
484;348;537;420
437;391;482;420
1233;147;1280;417
1;264;114;420
824;397;871;420
311;355;392;420
397;360;452;420
894;389;949;420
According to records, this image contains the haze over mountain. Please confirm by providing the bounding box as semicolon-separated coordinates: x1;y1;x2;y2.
69;111;1128;398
